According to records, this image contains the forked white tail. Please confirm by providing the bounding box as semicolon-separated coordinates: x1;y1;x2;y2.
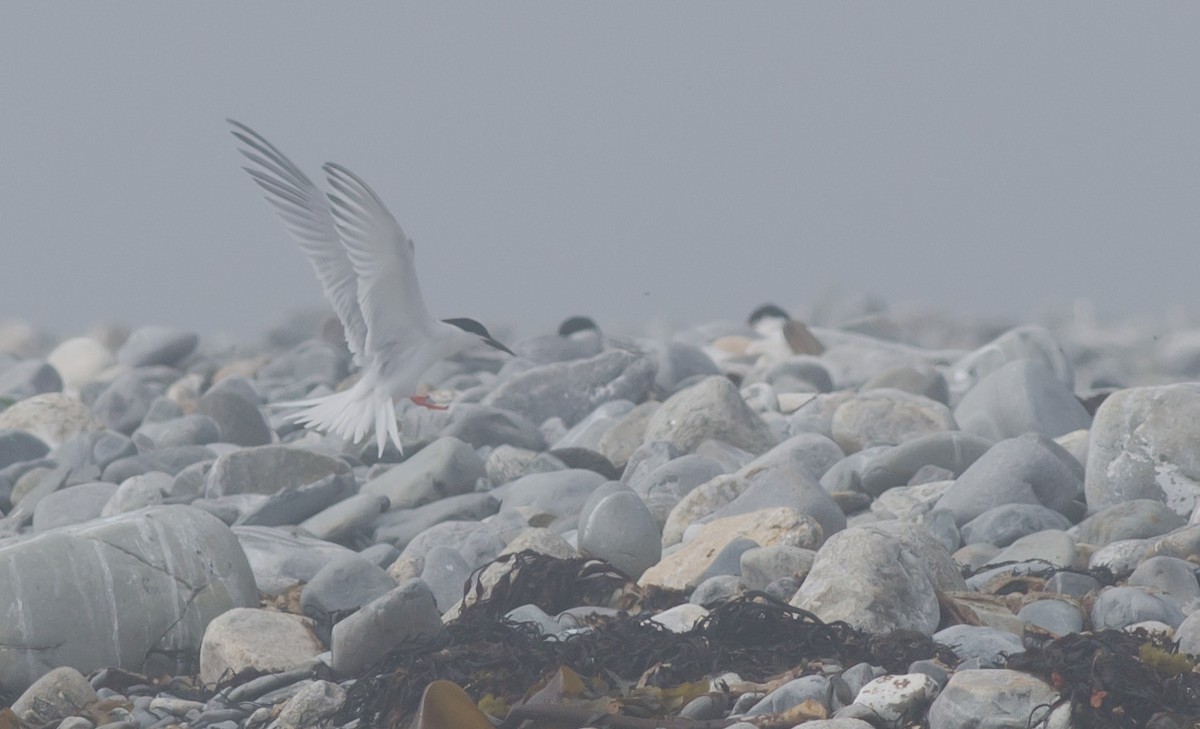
277;374;402;456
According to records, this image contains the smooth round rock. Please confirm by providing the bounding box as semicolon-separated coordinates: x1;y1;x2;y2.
330;579;444;678
1127;556;1200;608
1091;586;1185;630
578;489;662;580
953;359;1090;442
935;433;1083;526
960;503;1073;547
932;625;1023;667
1017;599;1084;636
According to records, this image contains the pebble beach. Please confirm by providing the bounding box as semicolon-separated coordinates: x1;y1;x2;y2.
2;300;1200;729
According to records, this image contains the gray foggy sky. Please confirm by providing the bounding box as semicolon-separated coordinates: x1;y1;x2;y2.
2;3;1199;341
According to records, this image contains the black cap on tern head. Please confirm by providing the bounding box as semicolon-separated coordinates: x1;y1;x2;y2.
747;303;791;327
442;317;515;355
557;315;600;338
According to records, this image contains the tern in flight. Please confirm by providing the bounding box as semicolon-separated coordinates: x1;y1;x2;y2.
229;120;513;456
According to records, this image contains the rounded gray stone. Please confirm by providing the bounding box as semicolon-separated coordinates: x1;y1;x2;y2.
953;359;1090;442
577;489;661;580
859;431;992;497
330;579;444;678
960;503;1073;548
300;554;396;624
1091;585;1185;630
932;625;1023;667
1017;599;1083;636
31;481;118;531
419;545;473;613
361;436;484;510
1127;556;1200;608
935;433;1083;526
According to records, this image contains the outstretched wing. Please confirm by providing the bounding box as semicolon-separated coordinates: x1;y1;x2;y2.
323;162;437;357
228;120;368;362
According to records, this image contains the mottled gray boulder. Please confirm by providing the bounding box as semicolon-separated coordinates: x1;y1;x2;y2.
1069;499;1185;546
953;359;1090;442
420;545;474;613
643;376;777;454
117;326;198;367
233;525;358;594
928;669;1061;729
195;389;272;447
1086;383;1200;516
791;523;965;635
830;389;956;454
9;666;97;727
703;459;846;542
0;505;256;693
653;342;721;392
483;350;655;427
439;404;545;451
330;579;444;677
935;434;1083;526
739;545;815;592
859;431;992;497
206;444;351;497
361;436;484;510
0;393;103;448
198;608;322;686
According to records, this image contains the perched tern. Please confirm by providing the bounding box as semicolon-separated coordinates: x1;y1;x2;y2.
229;120;513;456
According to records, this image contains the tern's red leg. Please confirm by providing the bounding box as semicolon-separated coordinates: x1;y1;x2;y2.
410;395;448;410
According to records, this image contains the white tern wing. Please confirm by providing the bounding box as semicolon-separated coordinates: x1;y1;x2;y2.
228;120;368;362
322;162;437;358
